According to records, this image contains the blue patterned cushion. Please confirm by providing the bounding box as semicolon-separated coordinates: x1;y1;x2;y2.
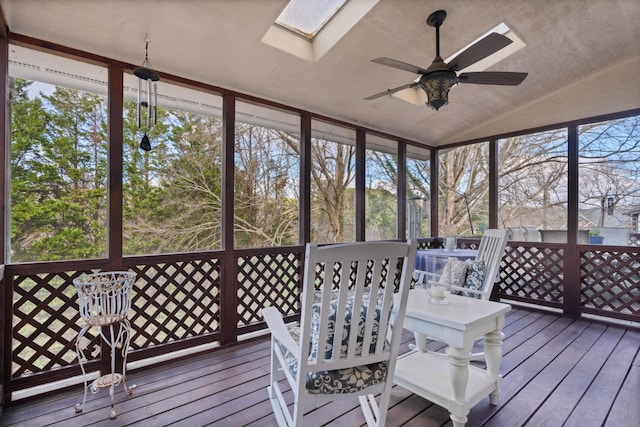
457;259;486;298
305;361;388;394
278;324;388;394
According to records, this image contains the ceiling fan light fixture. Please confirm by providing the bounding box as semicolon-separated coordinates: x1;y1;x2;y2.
421;71;458;111
366;9;527;109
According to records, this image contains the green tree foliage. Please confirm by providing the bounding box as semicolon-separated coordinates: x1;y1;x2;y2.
10;78;305;259
10;80;107;261
123;107;224;254
365;187;396;240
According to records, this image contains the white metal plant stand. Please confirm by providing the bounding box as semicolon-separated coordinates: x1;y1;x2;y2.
73;271;136;419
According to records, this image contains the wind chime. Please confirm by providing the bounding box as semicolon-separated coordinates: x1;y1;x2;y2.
134;41;159;151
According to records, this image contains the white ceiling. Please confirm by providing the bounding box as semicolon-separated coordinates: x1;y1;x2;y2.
2;0;639;147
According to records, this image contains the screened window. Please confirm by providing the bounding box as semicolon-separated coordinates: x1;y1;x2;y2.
578;115;640;246
122;77;224;255
365;135;397;240
234;102;300;248
9;45;108;262
310;120;356;243
407;144;431;238
439;143;489;237
498;129;568;242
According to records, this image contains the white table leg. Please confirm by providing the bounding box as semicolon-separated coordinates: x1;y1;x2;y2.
446;346;470;427
412;332;427;352
484;329;505;405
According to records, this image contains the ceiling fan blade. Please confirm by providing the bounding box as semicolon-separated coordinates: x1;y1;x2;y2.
371;57;429;74
447;32;513;71
364;83;416;100
458;71;528;85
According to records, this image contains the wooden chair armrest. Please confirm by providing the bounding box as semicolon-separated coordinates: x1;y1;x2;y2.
263;306;299;354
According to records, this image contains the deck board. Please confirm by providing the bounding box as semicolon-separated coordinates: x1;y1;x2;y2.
563;329;640;427
526;323;618;426
1;306;639;427
604;347;640;427
483;320;602;426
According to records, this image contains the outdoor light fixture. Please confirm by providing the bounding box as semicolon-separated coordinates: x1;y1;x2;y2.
419;68;458;111
134;41;159;151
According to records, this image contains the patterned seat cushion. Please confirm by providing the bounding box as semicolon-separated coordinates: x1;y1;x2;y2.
278;325;388;394
274;290;390;394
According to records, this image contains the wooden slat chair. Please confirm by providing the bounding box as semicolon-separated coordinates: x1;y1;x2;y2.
413;229;509;360
263;240;417;427
450;229;509;300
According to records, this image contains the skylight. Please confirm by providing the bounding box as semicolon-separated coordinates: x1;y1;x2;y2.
262;0;379;63
276;0;348;39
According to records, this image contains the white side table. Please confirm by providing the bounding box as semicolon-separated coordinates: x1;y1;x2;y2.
393;289;511;427
73;271;136;419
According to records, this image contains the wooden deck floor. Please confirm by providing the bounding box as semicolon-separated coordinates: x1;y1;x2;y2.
1;306;639;426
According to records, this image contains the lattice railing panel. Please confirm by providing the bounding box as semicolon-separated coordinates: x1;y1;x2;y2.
128;259;221;349
416;238;442;250
11;270;98;377
237;250;301;326
498;245;564;303
581;249;640;316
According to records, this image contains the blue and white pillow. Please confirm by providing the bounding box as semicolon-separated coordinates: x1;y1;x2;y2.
459;259;486;298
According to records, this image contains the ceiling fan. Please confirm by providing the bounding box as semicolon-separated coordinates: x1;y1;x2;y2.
365;10;528;110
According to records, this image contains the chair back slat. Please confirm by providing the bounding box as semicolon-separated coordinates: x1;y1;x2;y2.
314;265;337;365
360;259;382;357
508;227;526;241
375;262;396;354
330;263;352;361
